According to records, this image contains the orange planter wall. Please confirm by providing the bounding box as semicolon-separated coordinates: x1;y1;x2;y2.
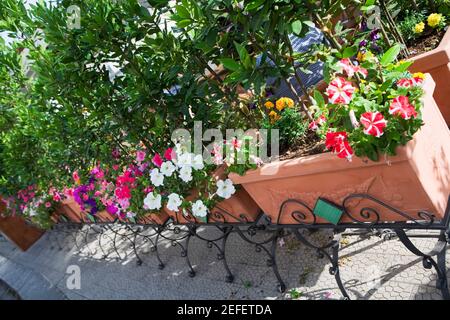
230;76;450;224
409;28;450;125
0;199;44;251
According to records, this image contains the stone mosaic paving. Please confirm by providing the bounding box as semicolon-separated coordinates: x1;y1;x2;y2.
0;226;448;300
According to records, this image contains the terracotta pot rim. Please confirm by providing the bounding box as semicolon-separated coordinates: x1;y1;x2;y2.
231;76;445;185
409;28;450;69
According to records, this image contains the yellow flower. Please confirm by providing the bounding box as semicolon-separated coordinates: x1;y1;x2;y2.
428;13;443;28
268;110;281;123
413;72;425;80
275;97;294;111
264;101;274;109
356;51;366;62
414;22;425;34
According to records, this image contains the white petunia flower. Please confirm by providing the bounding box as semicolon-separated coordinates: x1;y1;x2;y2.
191;200;208;218
216;179;236;199
192;154;204;170
143;193;162;210
178;165;193;182
160;161;176;177
167;193;183;212
150;168;164;187
176;152;193;168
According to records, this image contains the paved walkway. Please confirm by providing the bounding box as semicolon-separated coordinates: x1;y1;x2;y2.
0;226;448;300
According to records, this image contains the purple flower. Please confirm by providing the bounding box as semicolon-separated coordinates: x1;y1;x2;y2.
371;43;382;53
359;21;368;32
369;29;380;41
73;185;88;205
85;198;98;215
359;40;367;47
106;204;119;215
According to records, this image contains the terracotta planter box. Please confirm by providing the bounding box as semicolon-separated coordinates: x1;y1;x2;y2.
53;199;84;223
230;76;450;224
55;199;169;225
409;28;450;125
165;166;262;224
136;211;170;226
0;200;44;251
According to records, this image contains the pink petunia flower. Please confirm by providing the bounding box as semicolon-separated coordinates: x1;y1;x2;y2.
136;150;146;162
72;171;80;184
152;153;163;167
389;96;418;120
360;112;388;138
144;186;154;193
230;137;242;151
164;148;174;161
53;193;62;202
45;202;52;208
326;77;356;105
338;58;368;79
308;120;319;131
309;115;326;131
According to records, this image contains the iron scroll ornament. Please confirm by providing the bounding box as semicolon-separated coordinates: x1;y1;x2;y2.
341;193;436;227
276;193;436;227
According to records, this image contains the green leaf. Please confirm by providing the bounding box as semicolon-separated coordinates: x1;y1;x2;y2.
393;61;414;72
291;20;302;35
234;41;252;69
219;58;241;72
380;44;402;66
313;90;325;108
176;5;191;19
176;19;192;28
342;46;358;59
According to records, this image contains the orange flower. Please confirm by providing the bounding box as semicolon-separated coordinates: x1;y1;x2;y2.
269;110;281;123
275;97;294;111
264;101;274;109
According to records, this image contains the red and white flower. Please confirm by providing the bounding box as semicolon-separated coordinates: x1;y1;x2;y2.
326;77;356;105
397;78;414;88
360;112;388;138
325;131;354;161
308;115;326;131
337;58;368;79
354;65;368;78
412;77;424;86
338;59;356;77
389;96;418;120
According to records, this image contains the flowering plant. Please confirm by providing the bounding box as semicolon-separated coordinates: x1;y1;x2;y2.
143;144;239;221
309;44;425;161
4;186;64;229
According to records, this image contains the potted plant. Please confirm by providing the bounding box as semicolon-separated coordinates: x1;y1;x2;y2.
145;144;261;224
408;25;450;124
230;45;450;225
0;197;44;251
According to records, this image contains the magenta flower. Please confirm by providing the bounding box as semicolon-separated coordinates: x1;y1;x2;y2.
152;153;163;167
164;148;174;161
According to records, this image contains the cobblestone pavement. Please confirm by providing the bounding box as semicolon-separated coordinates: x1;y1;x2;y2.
0;225;448;300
